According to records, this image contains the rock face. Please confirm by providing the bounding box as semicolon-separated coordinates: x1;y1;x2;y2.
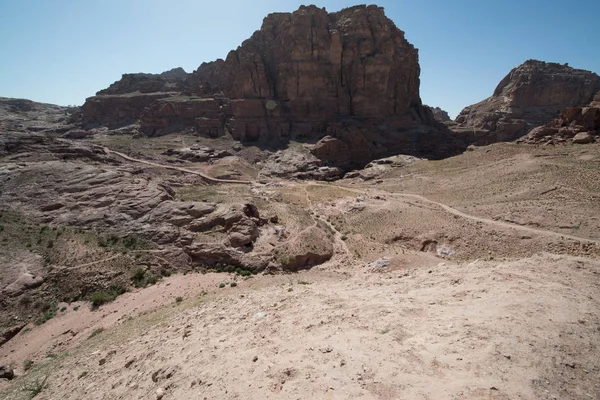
426;106;451;122
453;60;600;145
520;92;600;145
81;5;464;169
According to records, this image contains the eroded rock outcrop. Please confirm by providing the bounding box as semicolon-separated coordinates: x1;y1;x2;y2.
81;5;464;169
520;91;600;145
453;60;600;145
426;106;451;122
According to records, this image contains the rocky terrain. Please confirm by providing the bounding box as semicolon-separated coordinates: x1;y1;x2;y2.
453;60;600;145
426;105;451;122
520;90;600;145
1;4;600;400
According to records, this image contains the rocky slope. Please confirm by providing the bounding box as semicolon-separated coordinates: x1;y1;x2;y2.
426;106;451;122
81;5;464;170
520;90;600;145
453;60;600;145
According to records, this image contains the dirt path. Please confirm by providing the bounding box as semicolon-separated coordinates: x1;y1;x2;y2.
308;182;600;246
103;147;252;185
60;254;121;271
302;186;353;262
101;149;600;246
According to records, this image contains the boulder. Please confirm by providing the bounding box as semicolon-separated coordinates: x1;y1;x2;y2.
3;272;45;297
572;132;595;144
0;365;14;380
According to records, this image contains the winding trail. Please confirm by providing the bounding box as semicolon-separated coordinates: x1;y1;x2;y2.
307;182;600;246
102;147;252;185
102;146;600;246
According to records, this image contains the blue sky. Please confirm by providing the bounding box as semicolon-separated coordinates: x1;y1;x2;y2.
1;0;599;118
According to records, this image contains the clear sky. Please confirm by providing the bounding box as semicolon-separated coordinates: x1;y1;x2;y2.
1;0;599;118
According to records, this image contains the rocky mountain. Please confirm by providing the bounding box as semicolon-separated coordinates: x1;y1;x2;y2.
81;5;464;169
426;106;451;122
453;60;600;145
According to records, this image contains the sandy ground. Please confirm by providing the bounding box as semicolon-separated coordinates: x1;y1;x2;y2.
2;252;599;399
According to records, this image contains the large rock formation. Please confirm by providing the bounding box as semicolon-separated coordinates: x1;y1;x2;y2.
520;90;600;145
81;5;464;169
453;60;600;145
426;106;451;122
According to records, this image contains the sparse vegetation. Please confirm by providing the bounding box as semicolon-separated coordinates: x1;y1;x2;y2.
175;296;183;303
230;282;237;287
88;327;104;339
23;359;33;371
21;374;49;399
35;305;58;325
219;283;226;288
90;285;126;308
131;268;160;288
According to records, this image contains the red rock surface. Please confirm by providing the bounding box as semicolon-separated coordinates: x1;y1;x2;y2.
81;5;464;168
453;60;600;145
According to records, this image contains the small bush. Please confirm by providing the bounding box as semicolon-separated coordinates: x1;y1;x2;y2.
88;327;104;339
235;268;252;277
23;359;33;371
19;295;32;307
21;374;49;398
131;268;159;288
219;283;226;288
160;269;171;277
73;306;80;311
90;285;126;308
175;296;183;303
230;282;237;287
35;307;57;325
60;307;67;312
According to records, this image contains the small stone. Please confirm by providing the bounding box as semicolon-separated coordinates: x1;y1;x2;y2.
99;358;106;366
252;356;258;362
156;387;165;399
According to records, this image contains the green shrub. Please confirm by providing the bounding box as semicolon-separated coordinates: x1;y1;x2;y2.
21;374;49;398
219;283;226;288
90;285;126;308
88;327;104;339
131;268;159;288
175;296;183;303
23;359;33;371
230;282;237;287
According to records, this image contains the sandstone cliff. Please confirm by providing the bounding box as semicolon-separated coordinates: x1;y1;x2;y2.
81;5;464;169
453;60;600;145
